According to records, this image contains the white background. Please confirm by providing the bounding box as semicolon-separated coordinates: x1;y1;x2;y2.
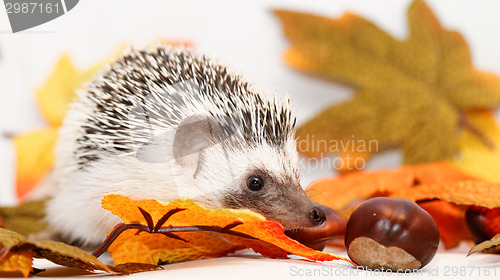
1;0;500;279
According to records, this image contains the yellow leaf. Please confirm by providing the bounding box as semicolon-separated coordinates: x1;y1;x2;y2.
0;250;33;277
274;0;500;171
13;128;58;202
35;54;100;126
454;110;500;182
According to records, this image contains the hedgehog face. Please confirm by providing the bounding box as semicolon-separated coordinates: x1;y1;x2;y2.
207;140;327;231
171;114;326;230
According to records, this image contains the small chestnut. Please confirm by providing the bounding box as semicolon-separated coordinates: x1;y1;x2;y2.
345;197;439;270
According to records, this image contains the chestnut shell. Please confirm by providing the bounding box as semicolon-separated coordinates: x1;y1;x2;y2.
345;197;439;268
465;206;500;244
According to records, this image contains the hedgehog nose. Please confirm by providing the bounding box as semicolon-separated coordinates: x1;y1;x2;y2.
285;205;347;251
310;206;326;225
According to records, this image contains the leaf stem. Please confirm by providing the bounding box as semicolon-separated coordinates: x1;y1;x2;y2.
458;111;495;150
92;208;255;258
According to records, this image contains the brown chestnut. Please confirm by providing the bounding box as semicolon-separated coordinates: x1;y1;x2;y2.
465;205;500;244
286;205;346;250
345;197;439;270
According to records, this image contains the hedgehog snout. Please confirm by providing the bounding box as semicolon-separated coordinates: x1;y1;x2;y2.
286;204;347;251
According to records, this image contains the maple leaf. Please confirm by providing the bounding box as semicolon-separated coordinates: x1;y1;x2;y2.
13;129;58;202
14;56;102;201
305;162;475;215
98;194;354;266
274;0;500;171
0;228;112;277
453;110;500;182
35;54;102;127
0;249;33;277
0;200;47;237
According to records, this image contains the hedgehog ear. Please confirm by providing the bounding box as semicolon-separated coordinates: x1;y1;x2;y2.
173;115;213;177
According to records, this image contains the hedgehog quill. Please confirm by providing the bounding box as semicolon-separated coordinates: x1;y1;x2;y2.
44;46;337;247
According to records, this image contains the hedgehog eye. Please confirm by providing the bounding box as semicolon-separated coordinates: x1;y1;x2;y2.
247;175;264;191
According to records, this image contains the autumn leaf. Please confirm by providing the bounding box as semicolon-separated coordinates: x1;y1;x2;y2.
274;0;500;172
99;194;354;266
388;180;500;208
13;129;58;202
35;54;103;127
468;234;500;256
111;263;163;275
419;201;472;249
305;162;475;215
0;200;48;237
454;110;500;183
305;162;490;248
0;228;112;277
14;55;102;202
0;249;33;277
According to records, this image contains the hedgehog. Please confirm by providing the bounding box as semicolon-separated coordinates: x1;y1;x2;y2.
46;46;329;246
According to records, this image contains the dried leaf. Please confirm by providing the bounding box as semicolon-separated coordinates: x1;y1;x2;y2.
0;200;48;236
454;110;500;182
0;250;33;277
275;0;500;171
0;228;112;276
111;263;163;275
468;234;500;256
28;240;111;272
101;194;353;265
0;230;30;277
0;227;27;251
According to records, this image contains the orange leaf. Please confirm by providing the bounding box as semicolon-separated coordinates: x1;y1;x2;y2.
0;250;33;277
389;180;500;208
419;201;472;249
101;194;354;265
305;162;485;248
306;162;474;213
13;128;58;202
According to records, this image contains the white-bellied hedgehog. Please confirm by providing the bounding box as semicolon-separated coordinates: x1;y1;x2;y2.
46;46;328;246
